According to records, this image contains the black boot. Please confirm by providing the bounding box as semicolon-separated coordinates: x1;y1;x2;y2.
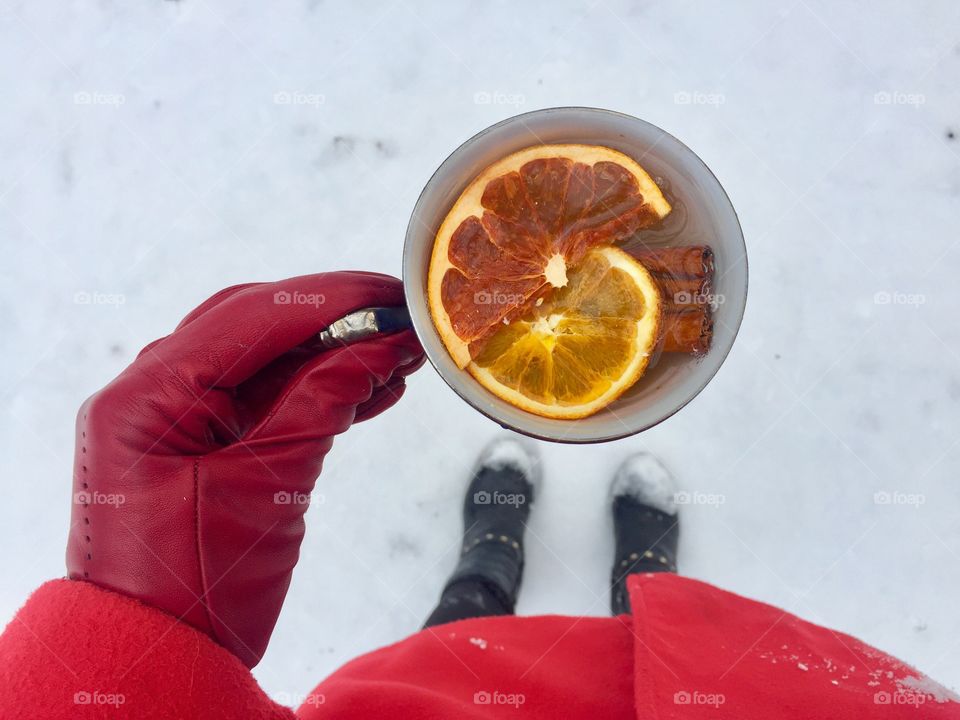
609;453;680;615
423;438;540;628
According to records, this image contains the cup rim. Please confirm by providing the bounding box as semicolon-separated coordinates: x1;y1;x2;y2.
403;106;748;443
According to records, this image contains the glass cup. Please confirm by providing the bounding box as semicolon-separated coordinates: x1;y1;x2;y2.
403;107;747;443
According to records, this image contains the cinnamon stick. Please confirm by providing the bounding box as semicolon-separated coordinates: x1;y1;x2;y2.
661;308;713;355
629;245;716;354
656;275;713;307
631;245;714;279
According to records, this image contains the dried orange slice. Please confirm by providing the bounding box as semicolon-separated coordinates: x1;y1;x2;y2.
427;143;670;417
470;246;662;418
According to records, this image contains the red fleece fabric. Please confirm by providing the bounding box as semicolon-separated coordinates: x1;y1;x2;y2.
0;580;293;720
301;614;637;718
2;577;958;719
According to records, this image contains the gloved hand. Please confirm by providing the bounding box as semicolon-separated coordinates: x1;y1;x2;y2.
66;272;424;667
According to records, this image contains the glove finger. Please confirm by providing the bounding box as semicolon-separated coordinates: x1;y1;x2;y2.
138;272;406;390
175;282;265;330
240;330;423;453
172;272;395;332
136;273;399;362
354;375;407;423
136;283;263;361
354;346;426;420
174;270;396;332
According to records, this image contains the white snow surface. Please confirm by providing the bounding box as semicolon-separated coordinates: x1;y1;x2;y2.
1;0;960;704
901;674;960;704
610;453;678;515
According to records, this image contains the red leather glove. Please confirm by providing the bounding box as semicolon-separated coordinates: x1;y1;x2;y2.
66;272;424;667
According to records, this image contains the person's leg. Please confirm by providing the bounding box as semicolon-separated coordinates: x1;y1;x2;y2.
609;453;680;615
422;579;512;627
423;438;540;629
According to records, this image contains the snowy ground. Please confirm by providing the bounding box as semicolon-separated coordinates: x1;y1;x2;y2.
2;0;959;703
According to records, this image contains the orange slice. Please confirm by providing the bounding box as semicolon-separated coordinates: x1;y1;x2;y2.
470;245;662;419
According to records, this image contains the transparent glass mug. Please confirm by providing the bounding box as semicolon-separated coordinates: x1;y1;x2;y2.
403;107;747;443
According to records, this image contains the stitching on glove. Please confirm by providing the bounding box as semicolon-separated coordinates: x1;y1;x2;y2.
81;423;91;576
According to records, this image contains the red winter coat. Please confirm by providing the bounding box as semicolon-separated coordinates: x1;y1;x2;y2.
1;572;956;719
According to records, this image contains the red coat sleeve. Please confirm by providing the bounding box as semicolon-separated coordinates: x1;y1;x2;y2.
0;580;295;720
626;573;960;718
